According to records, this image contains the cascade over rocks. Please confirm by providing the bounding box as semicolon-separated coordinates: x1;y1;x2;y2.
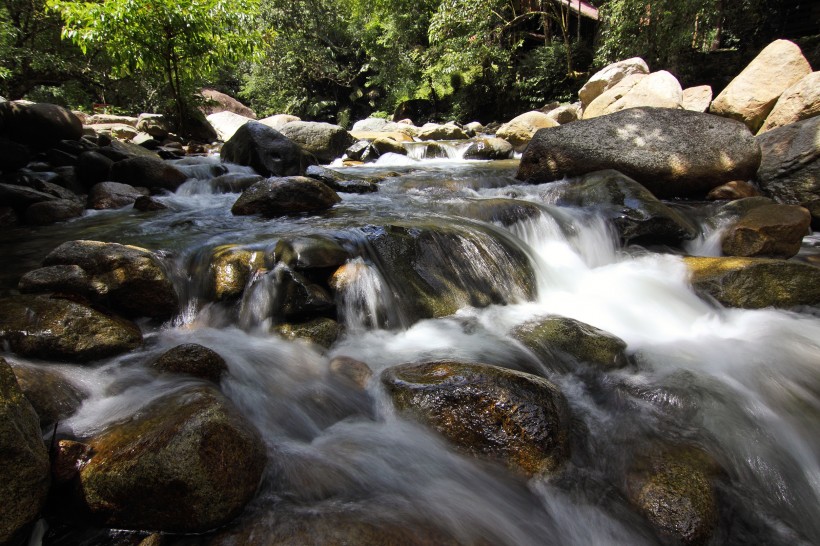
721;204;811;258
579;57;650;108
0;358;50;546
684;256;820;309
710;39;811;133
549;170;699;246
757;72;820;133
37;240;179;320
382;361;571;475
231;176;341;217
517;107;761;198
755;116;819;206
51;385;266;533
221;122;307;177
0;295;142;362
203;245;265;301
278;121;356;164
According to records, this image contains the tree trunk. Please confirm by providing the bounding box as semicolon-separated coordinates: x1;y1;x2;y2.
711;0;725;51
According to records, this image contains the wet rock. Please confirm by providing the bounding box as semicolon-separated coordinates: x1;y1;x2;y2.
705;180;760;200
755;116;819;206
25;199;84;225
0;101;83;148
207;111;253;142
231;176;341;218
456;198;543;227
329;356;373;389
151;343;228;383
511;315;629;371
517;107;761;199
274;318;341;348
280;269;335;320
710;39;811;132
87;181;146;210
110;156;187;192
52;385;266;533
684;256;820;309
626;445;720;545
681;85;713;113
0;357;50;545
462;138;514;160
0;294;142;362
134;195;168;212
207;245;265;301
75;150;114;189
382;361;571;475
278;121;355;164
274;236;350;270
221;122;306;177
583;71;683;119
721;204;810;258
19;264;92;295
304;165;378;194
551;170;699;246
365;223;535;321
42;240;179;320
579;57;650;108
757;71;820;133
11;363;86;428
496;111;559;152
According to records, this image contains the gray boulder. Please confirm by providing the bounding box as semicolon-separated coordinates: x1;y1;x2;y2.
110;156;187;191
755;116;819;206
87;181;146;210
231;176;341;217
221;121;307;177
0;101;83;148
278;121;356;163
517;107;761;198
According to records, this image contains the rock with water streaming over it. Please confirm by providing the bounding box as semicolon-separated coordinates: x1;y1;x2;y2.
626;445;721;545
40;240;179;320
50;385;266;533
280;269;335;321
0;357;50;546
274;317;341;348
550;170;699;246
151;343;228;383
0;295;142;362
232;176;341;218
203;245;265;301
684;256;820;309
511;315;630;372
11;363;86;428
755;115;820;207
517;107;761;199
382;361;571;475
365;223;535;321
721;203;811;258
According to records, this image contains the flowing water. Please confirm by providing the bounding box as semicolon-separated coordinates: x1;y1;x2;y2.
2;157;820;545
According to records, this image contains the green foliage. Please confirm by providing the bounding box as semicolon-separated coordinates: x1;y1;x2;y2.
48;0;260;126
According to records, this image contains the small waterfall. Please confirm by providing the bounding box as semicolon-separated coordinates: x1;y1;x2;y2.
238;265;284;330
403;140;473;161
333;257;397;331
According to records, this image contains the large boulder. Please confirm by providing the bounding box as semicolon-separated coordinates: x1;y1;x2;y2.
151;343;228;383
382;361;571;475
511;315;629;372
278;121;356;164
0;295;142;362
206;111;253;142
200;88;256;119
579;57;650;108
549;170;699;246
25;199;84;225
757;72;820;134
582;71;682;119
231;176;341;217
11;363;86;428
40;240;179;320
462;138;514;160
496;111;558;152
51;385;266;533
516;107;761;199
0;358;50;546
755;116;819;206
220;122;306;177
710;40;811;133
0;101;83;148
683;256;820;309
721;204;811;258
681;85;713;113
76;150;114;189
87;181;146;210
110;156;187;192
417;123;469;141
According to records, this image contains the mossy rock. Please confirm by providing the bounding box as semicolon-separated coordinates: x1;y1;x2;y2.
382;361;570;475
510;315;629;372
151;343;228;383
207;245;266;301
11;363;86;428
683;256;820;309
274;318;341;349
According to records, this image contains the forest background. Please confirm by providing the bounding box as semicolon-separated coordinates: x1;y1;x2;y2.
1;0;817;131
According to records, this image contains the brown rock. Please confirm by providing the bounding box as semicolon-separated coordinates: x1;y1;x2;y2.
11;363;86;428
681;85;713;113
151;343;228;383
496;111;559;152
721;204;810;258
231;177;341;218
706;180;760;200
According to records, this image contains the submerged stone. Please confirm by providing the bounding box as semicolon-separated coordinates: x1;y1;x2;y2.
382;361;571;475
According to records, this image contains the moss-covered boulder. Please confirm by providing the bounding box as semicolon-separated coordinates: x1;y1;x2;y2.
274;318;341;349
510;315;629;372
40;240;179;320
151;343;228;383
0;358;50;545
382;361;571;475
626;445;720;545
683;256;820;309
11;363;86;428
51;386;266;533
0;295;142;362
721;203;811;258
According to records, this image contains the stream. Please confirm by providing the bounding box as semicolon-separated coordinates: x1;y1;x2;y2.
2;154;819;545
